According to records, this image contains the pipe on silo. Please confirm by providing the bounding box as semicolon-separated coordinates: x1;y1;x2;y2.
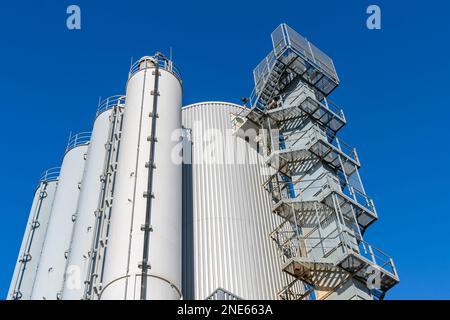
31;133;90;300
99;55;182;300
7;168;60;300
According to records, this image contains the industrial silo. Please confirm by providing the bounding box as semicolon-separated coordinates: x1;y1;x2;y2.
181;101;291;300
31;132;90;300
62;96;125;300
7;168;60;300
99;54;182;300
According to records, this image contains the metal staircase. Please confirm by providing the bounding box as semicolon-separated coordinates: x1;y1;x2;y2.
237;24;399;300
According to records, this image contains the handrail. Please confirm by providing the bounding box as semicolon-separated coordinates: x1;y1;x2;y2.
205;288;243;301
273;126;358;165
66;131;91;153
39;167;61;183
96;95;126;116
283;84;345;120
129;53;182;82
285;228;398;279
272;173;374;213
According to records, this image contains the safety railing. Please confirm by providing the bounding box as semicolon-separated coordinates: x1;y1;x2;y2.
96;95;126;116
271;173;375;214
66;131;91;153
129;53;182;82
205;288;243;301
271;126;358;165
281;227;398;280
39;167;61;183
280;24;339;83
283;84;345;120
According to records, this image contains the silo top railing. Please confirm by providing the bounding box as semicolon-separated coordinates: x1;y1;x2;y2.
39;167;61;183
66;131;91;153
96;95;126;117
128;53;182;82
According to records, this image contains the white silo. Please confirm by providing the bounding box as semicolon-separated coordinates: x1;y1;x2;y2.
99;54;182;300
62;96;125;300
181;101;293;300
7;168;60;300
31;133;90;300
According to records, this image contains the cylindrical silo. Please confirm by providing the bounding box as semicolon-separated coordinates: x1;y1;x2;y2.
7;168;60;300
99;54;182;300
62;96;125;300
181;101;292;300
31;132;90;300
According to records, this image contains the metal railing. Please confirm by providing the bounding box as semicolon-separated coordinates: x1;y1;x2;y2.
271;126;358;165
271;173;374;214
205;288;243;301
96;95;126;116
128;53;182;82
284;84;345;121
280;24;339;83
39;167;60;183
66;131;91;152
280;227;398;280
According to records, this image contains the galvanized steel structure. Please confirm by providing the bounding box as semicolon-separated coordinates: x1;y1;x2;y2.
233;23;399;300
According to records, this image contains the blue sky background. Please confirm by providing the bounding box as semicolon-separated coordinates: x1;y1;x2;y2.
0;0;449;300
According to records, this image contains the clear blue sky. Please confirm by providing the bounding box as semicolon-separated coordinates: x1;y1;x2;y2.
0;0;449;300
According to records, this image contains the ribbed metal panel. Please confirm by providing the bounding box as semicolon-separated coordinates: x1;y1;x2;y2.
181;101;291;300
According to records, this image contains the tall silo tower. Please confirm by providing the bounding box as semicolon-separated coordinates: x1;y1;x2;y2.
8;168;60;300
234;24;399;300
62;96;125;300
31;132;90;300
181;101;300;300
98;54;183;300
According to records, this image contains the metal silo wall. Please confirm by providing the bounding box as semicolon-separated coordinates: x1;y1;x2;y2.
31;143;88;300
62;110;113;300
99;59;182;300
8;173;59;300
181;101;289;300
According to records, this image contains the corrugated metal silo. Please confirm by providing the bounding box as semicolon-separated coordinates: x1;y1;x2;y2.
7;168;60;300
99;55;182;300
62;96;125;300
31;133;90;300
181;101;290;300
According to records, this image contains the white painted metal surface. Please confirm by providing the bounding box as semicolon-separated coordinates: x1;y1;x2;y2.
7;169;59;300
100;56;182;300
31;139;89;300
62;102;119;299
181;101;290;300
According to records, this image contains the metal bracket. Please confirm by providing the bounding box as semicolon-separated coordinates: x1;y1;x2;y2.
138;262;151;270
147;136;158;142
149;112;159;118
143;191;155;199
151;90;160;96
145;162;156;169
140;224;153;232
31;220;40;229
